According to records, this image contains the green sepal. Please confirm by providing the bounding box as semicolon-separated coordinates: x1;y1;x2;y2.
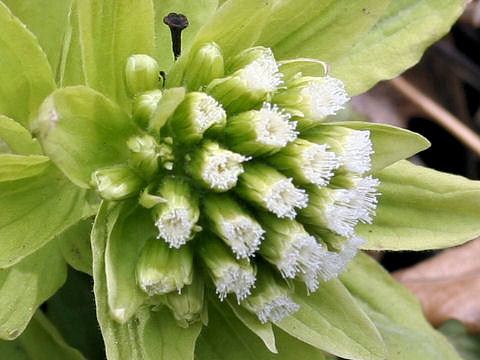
0;115;43;155
59;219;93;276
0;1;56;127
0;310;86;360
276;279;386;360
360;160;480;250
340;253;462;359
0;240;67;340
33;86;140;188
149;87;186;133
0;154;50;182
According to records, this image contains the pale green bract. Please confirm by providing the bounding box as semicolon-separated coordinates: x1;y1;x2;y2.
0;1;476;360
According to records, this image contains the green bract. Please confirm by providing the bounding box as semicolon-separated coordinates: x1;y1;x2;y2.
0;1;475;359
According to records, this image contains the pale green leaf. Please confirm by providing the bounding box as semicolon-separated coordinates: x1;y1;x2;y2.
0;154;50;182
92;201;201;360
196;297;325;360
0;164;97;268
0;311;85;360
276;279;386;360
331;0;466;95
0;1;56;127
341;253;461;360
75;0;156;110
2;0;73;80
33;86;139;188
360;160;480;250
226;299;277;353
0;115;43;155
0;240;67;340
59;219;94;275
315;122;430;172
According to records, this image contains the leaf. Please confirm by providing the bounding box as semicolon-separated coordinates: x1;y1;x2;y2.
196;296;325;360
105;204;154;323
0;310;86;360
440;320;480;360
75;0;156;110
1;0;74;79
226;298;277;353
360;160;480;250
0;115;43;155
394;238;480;332
0;1;56;126
260;0;392;67
276;279;386;360
0;164;97;268
0;240;67;340
318;122;430;172
331;0;466;95
92;201;201;360
0;154;50;182
33;86;139;188
59;219;94;275
341;253;462;360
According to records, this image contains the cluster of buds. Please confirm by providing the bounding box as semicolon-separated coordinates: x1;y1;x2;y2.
91;43;380;326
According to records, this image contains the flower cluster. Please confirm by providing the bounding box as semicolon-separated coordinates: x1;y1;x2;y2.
91;44;380;326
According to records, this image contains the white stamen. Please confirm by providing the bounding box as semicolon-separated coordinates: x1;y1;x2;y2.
202;151;250;191
255;103;298;147
221;217;265;259
340;130;374;174
155;208;195;248
241;49;283;92
301;76;349;120
265;178;309;219
322;189;359;237
216;266;256;303
193;95;226;132
255;295;300;323
349;175;381;223
301;143;339;186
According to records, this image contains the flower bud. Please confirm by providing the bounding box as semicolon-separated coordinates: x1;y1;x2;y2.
136;238;193;296
197;233;256;303
241;262;299;324
235;163;308;219
90;165;143;200
132;90;163;129
184;42;224;91
163;271;206;328
127;134;161;177
266;139;339;187
303;126;373;175
125;54;160;97
225;103;298;157
167;92;226;144
203;194;265;259
152;177;200;248
273;75;349;130
186;141;249;192
138;183;167;209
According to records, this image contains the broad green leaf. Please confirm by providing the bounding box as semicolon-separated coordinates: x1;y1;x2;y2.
341;253;461;360
33;86;139;188
331;0;465;95
440;320;480;360
0;164;96;268
226;298;277;353
276;279;386;360
59;219;94;275
263;1;392;65
105;204;154;323
316;122;430;172
359;160;480;250
0;1;56;127
0;311;85;360
0;115;42;155
92;201;201;360
0;240;67;340
0;154;50;182
2;0;73;79
76;0;156;109
153;0;218;71
196;296;325;360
